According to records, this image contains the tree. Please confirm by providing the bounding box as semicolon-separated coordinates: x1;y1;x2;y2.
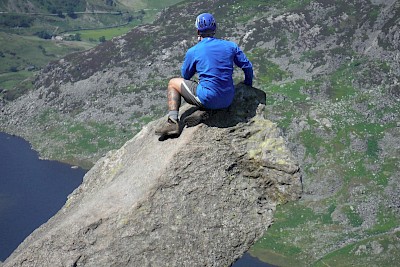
74;33;82;41
35;31;52;39
9;66;18;72
99;36;106;43
57;11;65;18
105;0;114;6
0;15;34;28
67;7;78;19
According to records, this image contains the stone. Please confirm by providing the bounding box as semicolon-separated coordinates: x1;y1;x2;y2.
3;85;302;267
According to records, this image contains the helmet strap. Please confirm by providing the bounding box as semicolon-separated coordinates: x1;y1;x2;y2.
197;30;215;42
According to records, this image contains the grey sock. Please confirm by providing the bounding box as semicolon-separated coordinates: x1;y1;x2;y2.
168;110;179;122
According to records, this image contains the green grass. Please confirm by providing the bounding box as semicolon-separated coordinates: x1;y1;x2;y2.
375;158;397;186
234;0;312;11
368;207;399;235
328;63;357;101
0;70;34;90
0;0;86;14
0;32;93;89
253;54;400;266
311;232;400;267
321;202;336;224
300;50;324;61
299;129;325;158
63;122;122;153
328;121;393;186
278;0;313;10
67;8;163;42
251;201;340;266
247;48;290;85
268;80;310;101
74;24;136;42
342;205;363;227
33;110;134;167
117;0;182;10
252;203;311;257
32;103;167;167
311;241;358;267
0;0;182;92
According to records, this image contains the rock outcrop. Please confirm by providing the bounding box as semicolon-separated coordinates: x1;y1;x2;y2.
3;85;302;266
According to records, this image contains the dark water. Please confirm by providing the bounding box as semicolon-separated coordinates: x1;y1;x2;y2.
0;132;274;266
233;252;276;267
0;132;85;261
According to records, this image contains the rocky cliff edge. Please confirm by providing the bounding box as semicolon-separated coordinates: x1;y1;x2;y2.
3;84;302;267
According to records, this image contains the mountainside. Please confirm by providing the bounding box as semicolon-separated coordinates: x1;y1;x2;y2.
3;86;302;266
1;0;399;266
0;0;183;31
0;0;183;104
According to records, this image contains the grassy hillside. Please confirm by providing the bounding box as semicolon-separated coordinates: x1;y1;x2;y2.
0;32;92;95
251;56;400;266
117;0;188;10
0;0;181;35
0;0;86;13
227;1;400;266
0;0;183;97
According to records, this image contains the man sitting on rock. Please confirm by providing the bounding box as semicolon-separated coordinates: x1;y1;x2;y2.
155;12;253;137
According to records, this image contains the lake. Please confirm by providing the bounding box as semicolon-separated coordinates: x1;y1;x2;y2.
0;132;85;261
0;132;274;266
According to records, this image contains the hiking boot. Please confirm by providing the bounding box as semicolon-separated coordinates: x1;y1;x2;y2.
183;109;211;127
155;117;180;136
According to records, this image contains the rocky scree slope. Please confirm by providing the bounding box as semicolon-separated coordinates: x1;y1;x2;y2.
243;0;400;266
3;85;302;267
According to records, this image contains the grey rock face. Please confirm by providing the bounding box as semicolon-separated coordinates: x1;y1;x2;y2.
3;85;301;267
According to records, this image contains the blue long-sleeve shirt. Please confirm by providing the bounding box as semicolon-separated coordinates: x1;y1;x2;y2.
181;37;253;109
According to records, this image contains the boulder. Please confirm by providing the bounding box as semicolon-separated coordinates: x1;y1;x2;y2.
3;84;302;267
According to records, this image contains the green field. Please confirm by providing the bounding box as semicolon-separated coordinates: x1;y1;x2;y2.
116;0;183;10
0;32;94;96
75;26;134;41
0;0;184;93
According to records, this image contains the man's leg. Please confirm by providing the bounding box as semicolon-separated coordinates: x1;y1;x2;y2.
167;78;184;122
154;78;184;136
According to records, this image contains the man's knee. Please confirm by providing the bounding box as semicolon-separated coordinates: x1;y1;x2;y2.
168;78;183;92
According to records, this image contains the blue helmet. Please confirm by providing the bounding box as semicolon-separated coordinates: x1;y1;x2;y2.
195;13;217;32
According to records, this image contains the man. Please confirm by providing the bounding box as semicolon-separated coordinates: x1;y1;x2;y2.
155;12;253;137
